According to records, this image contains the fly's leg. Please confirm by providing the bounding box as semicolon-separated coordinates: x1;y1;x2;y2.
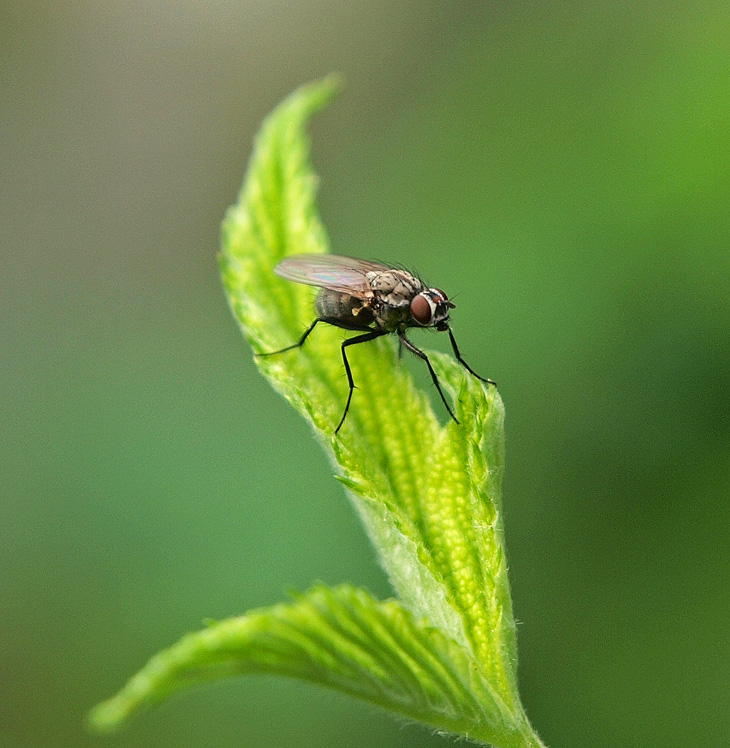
399;333;459;425
446;328;496;386
336;329;388;434
256;319;322;356
257;315;376;358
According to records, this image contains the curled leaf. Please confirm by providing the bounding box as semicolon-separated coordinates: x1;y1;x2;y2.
91;77;545;748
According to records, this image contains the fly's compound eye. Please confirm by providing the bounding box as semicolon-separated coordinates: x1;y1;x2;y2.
410;292;436;326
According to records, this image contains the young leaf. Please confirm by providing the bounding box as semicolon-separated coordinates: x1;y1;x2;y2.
89;584;518;744
90;77;545;748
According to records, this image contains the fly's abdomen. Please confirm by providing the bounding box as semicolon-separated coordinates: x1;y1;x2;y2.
315;289;374;329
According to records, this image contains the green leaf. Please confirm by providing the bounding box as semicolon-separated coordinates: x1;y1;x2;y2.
89;584;518;743
90;77;545;748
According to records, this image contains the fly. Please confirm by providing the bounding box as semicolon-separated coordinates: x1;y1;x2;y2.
258;254;496;434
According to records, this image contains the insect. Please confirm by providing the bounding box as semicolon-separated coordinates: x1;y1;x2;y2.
259;254;495;434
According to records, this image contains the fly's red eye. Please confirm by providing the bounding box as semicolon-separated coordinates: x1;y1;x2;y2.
410;293;434;325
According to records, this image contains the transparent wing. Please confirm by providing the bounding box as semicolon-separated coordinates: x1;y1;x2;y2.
274;254;392;294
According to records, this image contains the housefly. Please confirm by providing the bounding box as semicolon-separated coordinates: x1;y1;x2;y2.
259;254;495;434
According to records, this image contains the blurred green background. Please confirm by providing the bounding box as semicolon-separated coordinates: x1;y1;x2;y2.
3;2;729;747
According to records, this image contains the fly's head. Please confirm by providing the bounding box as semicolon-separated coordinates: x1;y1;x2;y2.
410;288;455;330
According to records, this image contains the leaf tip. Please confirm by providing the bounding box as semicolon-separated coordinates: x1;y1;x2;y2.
318;72;345;98
289;73;344;117
86;697;126;734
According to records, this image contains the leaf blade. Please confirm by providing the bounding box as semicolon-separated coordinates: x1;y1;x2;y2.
91;77;545;748
88;585;511;740
218;77;540;743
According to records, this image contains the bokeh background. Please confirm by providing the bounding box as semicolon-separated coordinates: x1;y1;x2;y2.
3;2;729;747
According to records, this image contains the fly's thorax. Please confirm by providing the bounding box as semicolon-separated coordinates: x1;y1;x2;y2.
315;288;374;327
366;269;424;308
371;300;412;331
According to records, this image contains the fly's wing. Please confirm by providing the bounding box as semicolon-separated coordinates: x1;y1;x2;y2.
274;254;392;295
